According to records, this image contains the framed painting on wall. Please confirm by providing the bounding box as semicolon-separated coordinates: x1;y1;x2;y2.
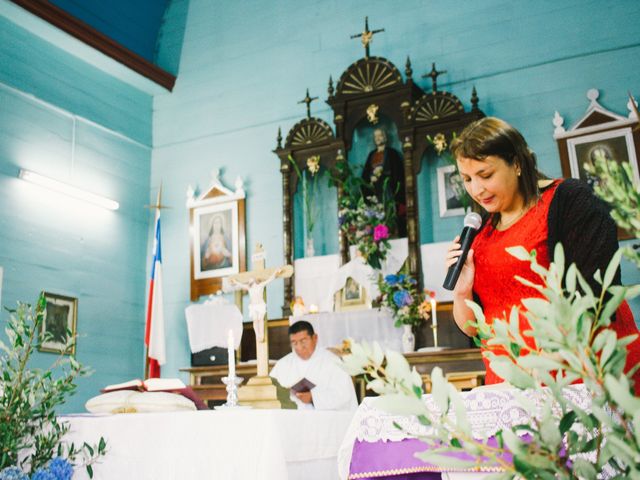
437;165;465;218
188;171;246;300
567;127;639;187
38;292;77;355
554;89;640;239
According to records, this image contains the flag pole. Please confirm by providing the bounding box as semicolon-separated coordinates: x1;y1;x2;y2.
144;183;169;379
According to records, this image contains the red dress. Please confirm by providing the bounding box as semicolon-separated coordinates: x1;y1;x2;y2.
472;180;640;394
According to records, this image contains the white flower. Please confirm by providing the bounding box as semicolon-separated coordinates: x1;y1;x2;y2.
306;155;320;175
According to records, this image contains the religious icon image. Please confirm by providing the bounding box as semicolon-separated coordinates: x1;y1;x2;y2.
360;127;407;236
38;292;77;355
201;211;232;271
437;164;466;218
343;277;362;302
193;201;240;280
569;128;639;187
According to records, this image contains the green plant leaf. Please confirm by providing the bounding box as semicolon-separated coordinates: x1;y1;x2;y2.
373;393;427;416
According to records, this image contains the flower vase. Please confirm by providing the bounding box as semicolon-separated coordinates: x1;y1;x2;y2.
305;237;315;257
401;324;415;353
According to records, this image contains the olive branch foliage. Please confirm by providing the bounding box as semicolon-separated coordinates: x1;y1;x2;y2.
0;294;106;477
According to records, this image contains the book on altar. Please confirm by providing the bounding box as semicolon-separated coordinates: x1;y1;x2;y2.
101;378;186;393
290;378;315;393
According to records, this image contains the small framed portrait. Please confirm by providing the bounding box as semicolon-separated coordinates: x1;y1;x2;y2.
38;292;77;355
188;171;246;300
437;165;465;218
566;127;640;187
335;277;370;311
193;202;239;280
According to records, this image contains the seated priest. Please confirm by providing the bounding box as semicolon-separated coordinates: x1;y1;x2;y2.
270;321;358;411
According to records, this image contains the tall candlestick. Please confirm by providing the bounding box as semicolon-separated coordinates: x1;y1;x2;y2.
227;329;236;379
430;298;437;327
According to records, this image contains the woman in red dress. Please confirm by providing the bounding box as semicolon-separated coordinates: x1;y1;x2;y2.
445;117;640;395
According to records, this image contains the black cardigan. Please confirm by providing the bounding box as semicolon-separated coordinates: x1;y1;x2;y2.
547;178;621;290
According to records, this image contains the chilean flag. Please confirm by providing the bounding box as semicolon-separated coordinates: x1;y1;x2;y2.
145;206;165;378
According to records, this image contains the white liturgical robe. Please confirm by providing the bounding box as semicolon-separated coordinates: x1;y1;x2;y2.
270;348;358;411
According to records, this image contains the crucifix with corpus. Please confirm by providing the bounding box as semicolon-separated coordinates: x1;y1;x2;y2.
228;244;296;408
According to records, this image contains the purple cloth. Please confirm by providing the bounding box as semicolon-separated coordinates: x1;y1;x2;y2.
349;437;509;479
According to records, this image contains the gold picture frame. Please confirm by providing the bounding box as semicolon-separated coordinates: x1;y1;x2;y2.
38;292;77;355
334;277;370;312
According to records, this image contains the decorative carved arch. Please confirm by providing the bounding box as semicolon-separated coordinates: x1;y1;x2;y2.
285;117;334;148
335;56;403;96
411;91;465;123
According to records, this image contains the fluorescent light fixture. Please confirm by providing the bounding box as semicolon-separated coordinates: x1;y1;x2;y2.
19;169;119;210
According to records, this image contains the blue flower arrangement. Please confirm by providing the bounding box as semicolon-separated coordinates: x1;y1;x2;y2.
0;458;73;480
378;274;430;328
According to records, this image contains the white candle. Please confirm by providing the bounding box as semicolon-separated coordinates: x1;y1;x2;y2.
430;298;437;327
227;329;236;379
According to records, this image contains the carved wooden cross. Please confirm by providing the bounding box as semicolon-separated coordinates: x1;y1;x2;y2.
228;243;292;378
422;62;447;92
350;16;385;58
298;89;318;119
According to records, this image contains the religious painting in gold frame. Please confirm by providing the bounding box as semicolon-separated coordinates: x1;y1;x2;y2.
38;291;77;355
188;171;246;301
334;277;370;312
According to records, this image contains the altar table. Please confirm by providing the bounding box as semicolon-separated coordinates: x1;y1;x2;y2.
61;408;354;480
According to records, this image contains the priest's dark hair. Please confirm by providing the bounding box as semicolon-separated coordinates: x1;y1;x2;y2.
288;320;315;336
450;116;548;228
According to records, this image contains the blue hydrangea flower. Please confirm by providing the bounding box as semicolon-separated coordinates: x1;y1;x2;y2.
397;274;406;283
30;469;56;480
0;466;28;480
384;274;399;286
393;290;413;307
48;458;73;480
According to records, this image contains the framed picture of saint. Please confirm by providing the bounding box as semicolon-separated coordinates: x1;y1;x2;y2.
193;202;239;280
188;171;247;300
566;127;640;187
38;292;77;355
437;165;466;217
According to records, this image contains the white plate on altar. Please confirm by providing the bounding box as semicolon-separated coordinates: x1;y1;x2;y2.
416;346;447;353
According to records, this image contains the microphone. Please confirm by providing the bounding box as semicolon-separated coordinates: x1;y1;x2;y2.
443;212;483;291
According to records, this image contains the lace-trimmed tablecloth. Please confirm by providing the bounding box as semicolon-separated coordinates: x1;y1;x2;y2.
338;384;592;479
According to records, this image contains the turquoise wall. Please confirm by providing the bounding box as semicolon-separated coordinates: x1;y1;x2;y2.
0;17;152;412
152;0;640;380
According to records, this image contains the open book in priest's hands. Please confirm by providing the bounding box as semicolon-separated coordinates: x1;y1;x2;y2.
289;378;316;394
101;378;186;393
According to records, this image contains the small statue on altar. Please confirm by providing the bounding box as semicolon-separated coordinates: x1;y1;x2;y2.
361;127;407;237
230;267;282;343
290;296;306;317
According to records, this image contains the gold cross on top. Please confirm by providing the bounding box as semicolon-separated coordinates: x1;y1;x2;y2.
350;16;385;58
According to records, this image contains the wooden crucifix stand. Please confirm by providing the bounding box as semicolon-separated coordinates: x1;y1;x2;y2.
229;244;296;409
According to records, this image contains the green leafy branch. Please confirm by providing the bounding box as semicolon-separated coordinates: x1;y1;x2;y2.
0;294;106;477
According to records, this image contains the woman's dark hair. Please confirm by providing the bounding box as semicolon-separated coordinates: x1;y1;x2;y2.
450;117;547;226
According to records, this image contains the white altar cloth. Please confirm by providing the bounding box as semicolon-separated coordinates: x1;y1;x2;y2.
61;409;354;480
292;309;402;351
293;239;409;313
